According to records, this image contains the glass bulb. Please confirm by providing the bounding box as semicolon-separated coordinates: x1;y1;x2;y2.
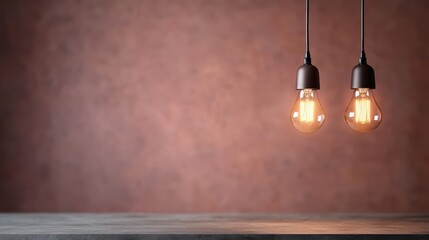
290;89;326;133
344;88;382;132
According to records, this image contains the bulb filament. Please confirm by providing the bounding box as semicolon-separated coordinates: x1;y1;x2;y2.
299;99;315;123
355;98;371;124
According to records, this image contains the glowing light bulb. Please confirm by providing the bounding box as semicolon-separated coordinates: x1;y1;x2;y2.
291;89;326;133
344;88;382;132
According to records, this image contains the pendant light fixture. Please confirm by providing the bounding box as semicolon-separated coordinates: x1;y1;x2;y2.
291;0;326;133
344;0;382;132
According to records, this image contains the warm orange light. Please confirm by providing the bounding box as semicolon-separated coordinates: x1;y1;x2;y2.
345;88;381;132
291;89;325;133
299;100;315;123
355;98;371;124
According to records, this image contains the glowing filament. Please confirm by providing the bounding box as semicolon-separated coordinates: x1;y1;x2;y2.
299;100;315;123
355;98;371;124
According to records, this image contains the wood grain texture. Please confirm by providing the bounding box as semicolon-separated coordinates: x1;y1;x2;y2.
0;214;428;234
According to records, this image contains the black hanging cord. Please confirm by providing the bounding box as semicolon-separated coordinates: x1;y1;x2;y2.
359;0;367;64
304;0;311;64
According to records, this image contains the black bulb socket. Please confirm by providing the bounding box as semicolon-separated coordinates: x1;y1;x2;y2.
351;52;376;89
296;54;320;90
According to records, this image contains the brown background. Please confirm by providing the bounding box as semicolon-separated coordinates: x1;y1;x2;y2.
0;0;428;212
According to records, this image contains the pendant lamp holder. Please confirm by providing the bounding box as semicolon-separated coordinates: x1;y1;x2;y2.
296;0;320;90
351;0;375;89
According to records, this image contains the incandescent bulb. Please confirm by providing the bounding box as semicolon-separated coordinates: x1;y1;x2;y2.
291;89;326;133
344;88;381;132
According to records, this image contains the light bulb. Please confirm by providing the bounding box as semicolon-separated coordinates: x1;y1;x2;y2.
291;89;326;133
344;88;381;132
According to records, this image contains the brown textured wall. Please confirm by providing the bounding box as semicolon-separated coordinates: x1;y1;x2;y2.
0;0;428;212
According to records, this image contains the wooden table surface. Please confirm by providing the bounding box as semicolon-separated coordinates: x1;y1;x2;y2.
0;214;428;239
